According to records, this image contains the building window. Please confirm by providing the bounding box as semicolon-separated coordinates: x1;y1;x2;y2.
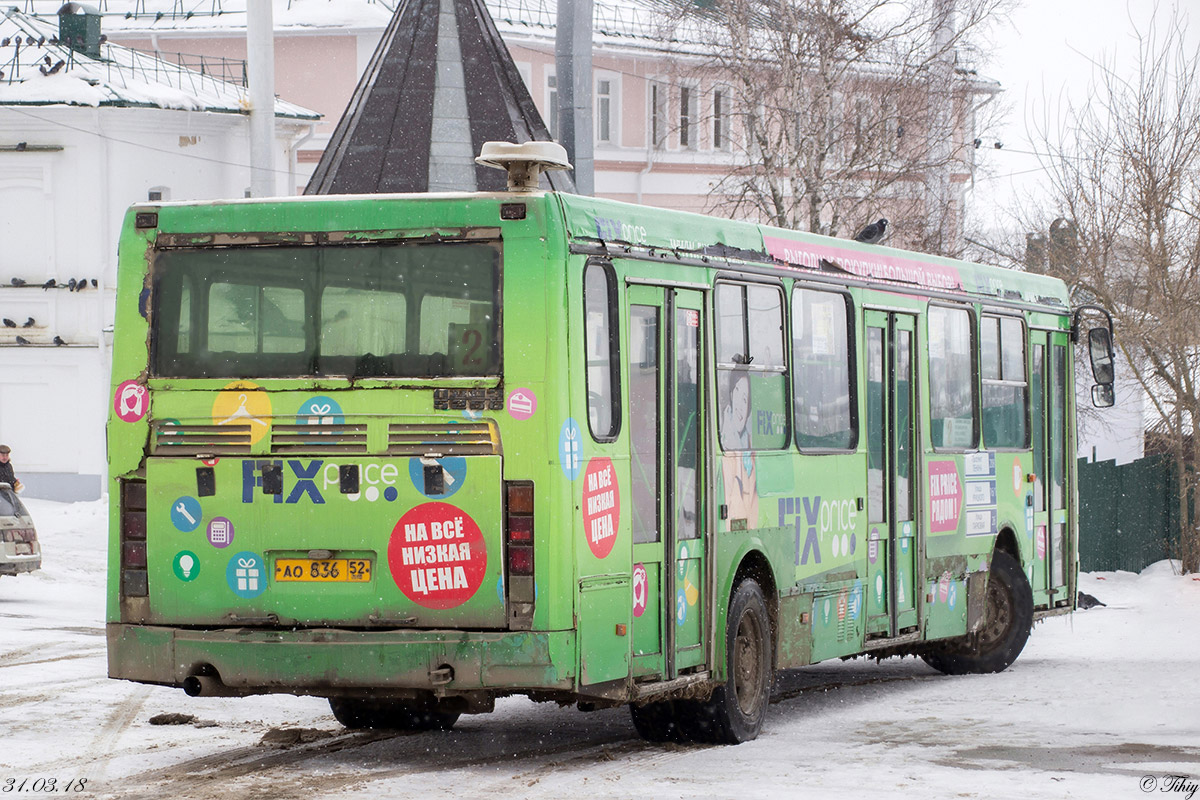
680;85;696;148
650;82;666;149
596;78;613;143
546;71;558;139
713;88;727;150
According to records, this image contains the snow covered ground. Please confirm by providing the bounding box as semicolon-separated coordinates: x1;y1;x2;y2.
2;499;1198;800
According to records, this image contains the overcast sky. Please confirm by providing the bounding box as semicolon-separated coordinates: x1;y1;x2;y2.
970;0;1198;221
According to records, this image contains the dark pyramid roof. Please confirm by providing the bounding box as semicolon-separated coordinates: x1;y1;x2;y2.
306;0;574;195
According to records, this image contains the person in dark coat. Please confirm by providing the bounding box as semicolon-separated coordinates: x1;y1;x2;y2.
0;444;23;492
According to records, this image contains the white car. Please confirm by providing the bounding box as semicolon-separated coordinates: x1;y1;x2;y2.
0;484;39;577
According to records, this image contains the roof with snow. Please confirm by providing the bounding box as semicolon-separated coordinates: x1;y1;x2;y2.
0;6;318;116
18;0;684;50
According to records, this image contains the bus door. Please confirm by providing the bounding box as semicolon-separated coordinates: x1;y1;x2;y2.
627;284;707;680
1030;330;1071;606
865;311;919;638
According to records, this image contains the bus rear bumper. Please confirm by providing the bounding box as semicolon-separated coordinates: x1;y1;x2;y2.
106;623;577;696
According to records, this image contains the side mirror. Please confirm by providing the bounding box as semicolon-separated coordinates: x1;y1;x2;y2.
1087;328;1114;384
1092;383;1115;408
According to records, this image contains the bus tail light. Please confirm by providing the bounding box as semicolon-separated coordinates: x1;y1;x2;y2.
505;481;534;629
120;479;148;599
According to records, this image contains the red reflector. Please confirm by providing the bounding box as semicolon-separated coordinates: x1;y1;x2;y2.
508;545;533;575
122;510;147;541
506;482;534;515
508;514;533;542
123;540;147;569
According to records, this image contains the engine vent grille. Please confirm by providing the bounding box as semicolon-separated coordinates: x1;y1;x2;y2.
387;421;499;456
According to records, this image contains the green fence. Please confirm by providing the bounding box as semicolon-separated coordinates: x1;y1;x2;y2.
1076;454;1180;573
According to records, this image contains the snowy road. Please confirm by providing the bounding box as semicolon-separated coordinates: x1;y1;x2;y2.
2;499;1199;800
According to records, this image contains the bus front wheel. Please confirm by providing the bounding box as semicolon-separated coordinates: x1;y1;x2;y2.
328;697;460;731
922;550;1034;675
689;578;772;744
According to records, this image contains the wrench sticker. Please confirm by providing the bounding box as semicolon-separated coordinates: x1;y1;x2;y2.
171;496;203;533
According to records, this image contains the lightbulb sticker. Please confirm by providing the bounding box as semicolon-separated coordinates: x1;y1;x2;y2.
173;550;200;582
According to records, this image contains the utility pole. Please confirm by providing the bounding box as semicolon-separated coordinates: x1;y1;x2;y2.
247;0;277;197
928;0;956;253
556;0;594;195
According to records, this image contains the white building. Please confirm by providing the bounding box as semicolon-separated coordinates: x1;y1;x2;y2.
0;6;317;499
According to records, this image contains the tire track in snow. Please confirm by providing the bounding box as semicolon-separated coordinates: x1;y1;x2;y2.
104;718;645;800
76;685;153;785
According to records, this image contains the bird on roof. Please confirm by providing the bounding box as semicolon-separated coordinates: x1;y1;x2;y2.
22;317;34;328
76;277;87;291
67;278;76;292
15;336;30;345
854;218;888;244
42;278;56;290
53;336;67;346
2;319;15;328
10;278;25;287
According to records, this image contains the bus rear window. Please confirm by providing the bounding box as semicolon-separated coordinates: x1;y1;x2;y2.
151;241;500;379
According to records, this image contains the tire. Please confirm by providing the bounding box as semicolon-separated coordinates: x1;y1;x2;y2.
688;579;772;744
328;697;460;731
923;550;1034;675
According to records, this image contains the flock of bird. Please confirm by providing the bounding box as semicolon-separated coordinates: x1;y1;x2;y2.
1;277;95;347
8;276;96;291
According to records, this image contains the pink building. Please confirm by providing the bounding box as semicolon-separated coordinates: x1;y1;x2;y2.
40;0;991;235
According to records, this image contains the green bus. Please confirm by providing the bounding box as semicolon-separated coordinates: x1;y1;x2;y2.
106;143;1115;744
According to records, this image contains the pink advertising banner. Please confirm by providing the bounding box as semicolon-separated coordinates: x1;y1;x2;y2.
763;235;964;292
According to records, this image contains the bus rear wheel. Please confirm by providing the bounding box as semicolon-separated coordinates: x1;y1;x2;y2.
688;578;772;744
328;697;460;731
922;550;1033;676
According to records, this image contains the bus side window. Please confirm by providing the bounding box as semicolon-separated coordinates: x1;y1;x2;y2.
792;287;856;451
716;282;788;451
929;305;978;450
981;314;1029;449
584;261;620;440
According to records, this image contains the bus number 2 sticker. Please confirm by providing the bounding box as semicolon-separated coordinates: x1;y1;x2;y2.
387;502;488;609
582;457;619;559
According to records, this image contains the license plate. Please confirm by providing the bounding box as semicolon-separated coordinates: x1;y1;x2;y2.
274;558;372;583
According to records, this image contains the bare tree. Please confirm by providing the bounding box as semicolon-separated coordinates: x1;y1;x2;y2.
1023;10;1200;572
656;0;1010;254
